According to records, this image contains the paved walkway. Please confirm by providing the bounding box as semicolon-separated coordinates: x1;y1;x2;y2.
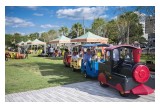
5;81;155;102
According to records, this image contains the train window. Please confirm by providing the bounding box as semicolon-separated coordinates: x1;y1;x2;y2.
119;48;133;62
105;51;110;61
113;49;119;61
107;51;110;56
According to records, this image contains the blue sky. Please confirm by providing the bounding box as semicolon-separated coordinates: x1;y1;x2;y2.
5;6;154;35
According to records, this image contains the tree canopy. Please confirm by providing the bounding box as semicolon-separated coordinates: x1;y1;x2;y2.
6;10;149;47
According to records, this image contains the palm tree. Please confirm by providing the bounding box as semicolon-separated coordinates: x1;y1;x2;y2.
117;12;139;44
71;23;83;38
91;18;106;36
40;32;48;42
48;29;58;40
58;27;69;36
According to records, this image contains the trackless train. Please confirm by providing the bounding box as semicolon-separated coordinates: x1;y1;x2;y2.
63;44;155;97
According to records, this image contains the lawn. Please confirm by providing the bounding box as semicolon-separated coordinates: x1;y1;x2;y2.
5;55;89;94
140;54;155;63
5;53;154;94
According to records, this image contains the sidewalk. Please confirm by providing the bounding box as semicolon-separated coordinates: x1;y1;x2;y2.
5;81;155;102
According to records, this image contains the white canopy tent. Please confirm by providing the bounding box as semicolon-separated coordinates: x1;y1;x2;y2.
24;40;32;49
48;35;71;50
16;41;24;46
24;40;32;45
28;39;46;54
48;35;71;44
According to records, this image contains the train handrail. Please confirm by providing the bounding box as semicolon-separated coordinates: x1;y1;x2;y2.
112;72;127;78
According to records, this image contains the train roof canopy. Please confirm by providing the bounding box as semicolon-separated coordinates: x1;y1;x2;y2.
106;45;140;50
82;43;110;47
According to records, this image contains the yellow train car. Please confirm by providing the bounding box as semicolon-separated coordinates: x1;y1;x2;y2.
9;52;16;59
70;57;82;72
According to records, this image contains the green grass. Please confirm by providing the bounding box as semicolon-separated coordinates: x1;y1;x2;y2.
140;54;155;63
5;55;89;94
6;54;153;94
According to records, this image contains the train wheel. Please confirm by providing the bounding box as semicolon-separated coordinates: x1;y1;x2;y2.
84;72;88;78
99;81;109;87
119;91;130;97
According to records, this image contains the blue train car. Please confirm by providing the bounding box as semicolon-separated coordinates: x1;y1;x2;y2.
81;43;109;78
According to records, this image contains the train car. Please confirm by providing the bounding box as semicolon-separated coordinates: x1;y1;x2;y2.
69;45;83;71
15;53;26;59
70;57;82;71
81;44;110;78
98;45;155;97
5;52;11;61
9;52;17;59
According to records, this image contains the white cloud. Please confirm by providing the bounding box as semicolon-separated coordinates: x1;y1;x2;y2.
56;7;108;20
134;11;146;22
134;11;146;17
111;16;118;20
33;13;44;16
25;6;38;10
5;30;26;35
40;24;59;28
5;16;35;28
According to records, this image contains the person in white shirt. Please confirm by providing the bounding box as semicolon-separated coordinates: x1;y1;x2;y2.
50;47;53;56
72;52;79;61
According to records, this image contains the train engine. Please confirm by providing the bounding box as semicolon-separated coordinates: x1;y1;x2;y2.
98;45;155;97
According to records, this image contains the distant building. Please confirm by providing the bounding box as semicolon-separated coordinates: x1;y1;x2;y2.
137;14;155;41
148;33;155;47
145;16;155;34
145;16;155;48
140;21;148;40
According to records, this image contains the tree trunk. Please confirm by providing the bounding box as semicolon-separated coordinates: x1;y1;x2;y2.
127;25;130;44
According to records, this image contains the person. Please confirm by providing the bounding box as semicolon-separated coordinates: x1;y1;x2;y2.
64;49;69;59
72;51;79;61
18;46;21;54
25;49;28;59
97;49;102;58
5;52;10;61
92;53;97;60
124;49;130;60
50;46;53;57
79;48;83;57
106;51;110;61
55;49;58;57
47;46;50;56
58;49;61;57
91;47;96;56
83;48;92;63
21;47;25;54
53;48;55;57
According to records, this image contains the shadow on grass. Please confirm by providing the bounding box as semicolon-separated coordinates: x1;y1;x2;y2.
44;57;63;60
32;55;63;60
36;62;87;84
